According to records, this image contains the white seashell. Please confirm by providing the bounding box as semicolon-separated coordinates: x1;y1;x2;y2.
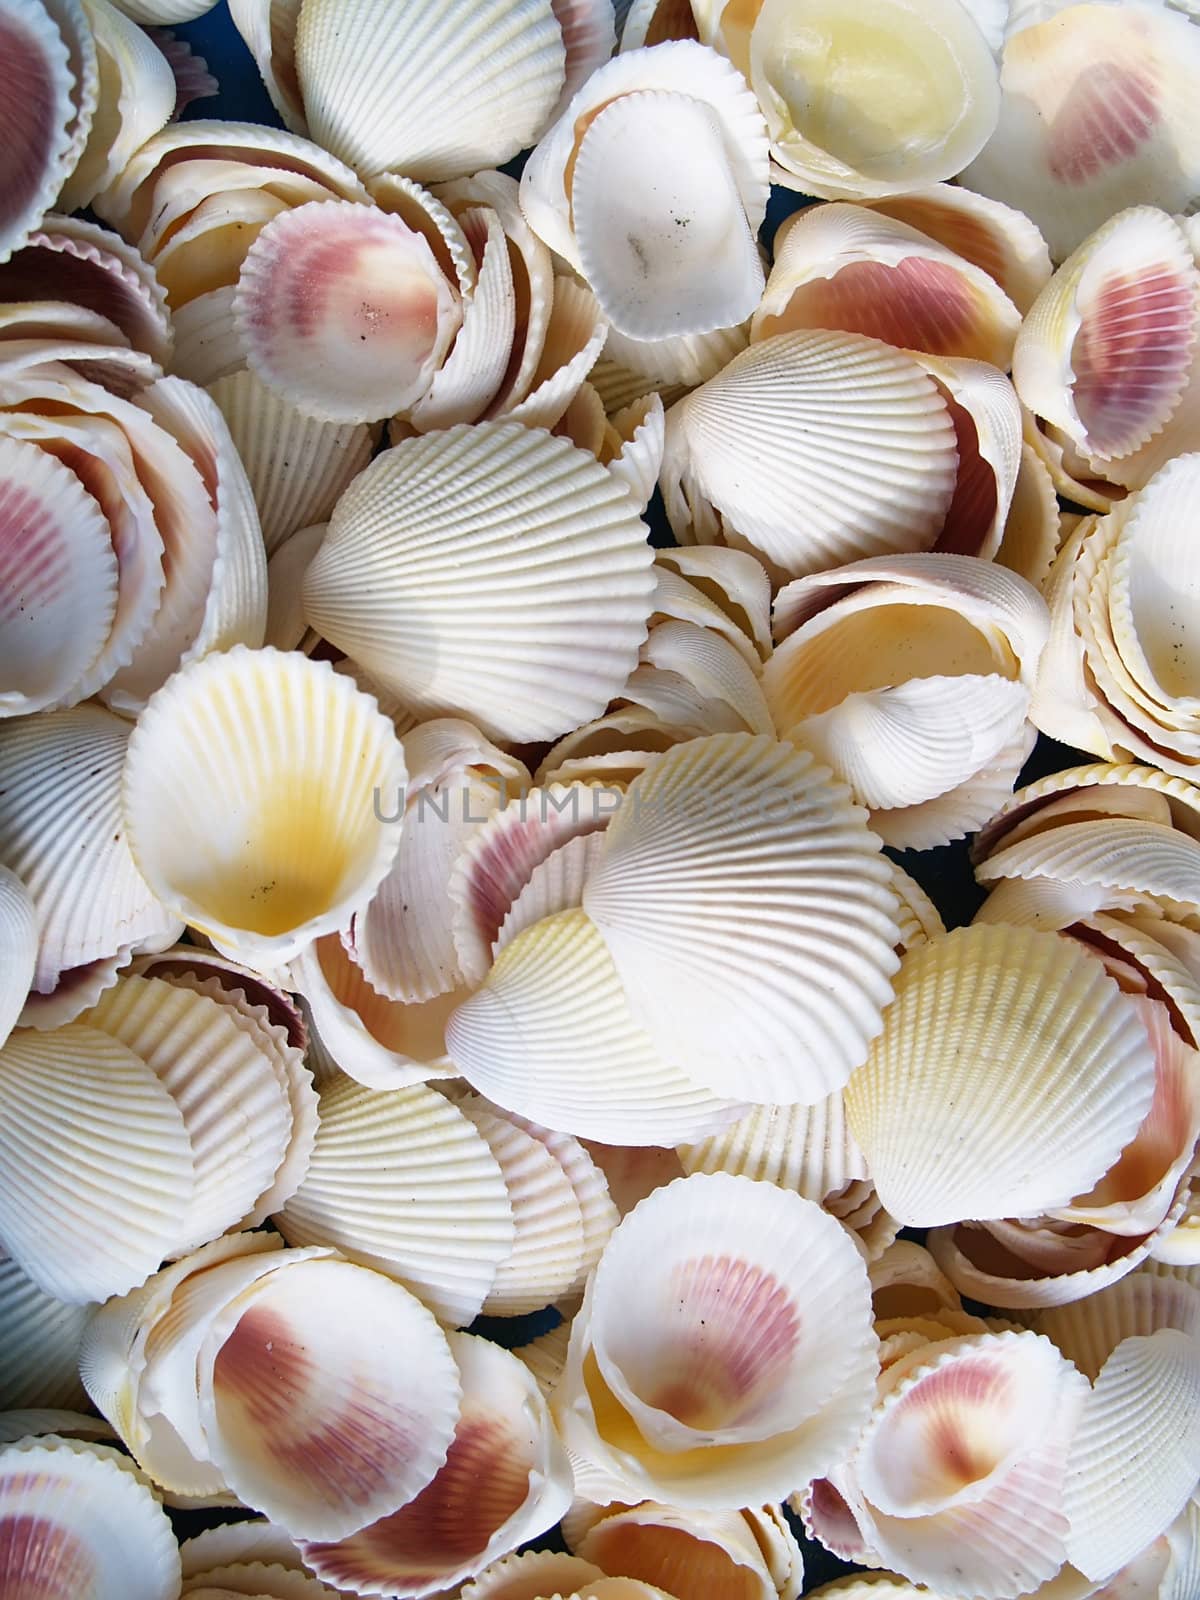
569;88;765;340
1037;1266;1200;1381
80;975;292;1257
226;0;307;134
890;862;946;955
495;831;609;956
916;355;1024;561
61;0;175;212
861;184;1053;314
677;1093;869;1202
122;646;408;966
458;1548;607;1600
208;369;379;556
0;0;82;261
0;1024;193;1303
1065;1331;1200;1582
606;393;665;512
0;1252;88;1409
193;1254;463;1540
171;287;246;387
301;1331;572;1596
498;275;609;433
549;0;617;122
846;924;1159;1228
295;0;566;182
447;908;747;1145
0;1435;180;1599
534;710;688;787
234;200;461;425
632;619;773;735
576;1501;799;1600
290;933;462;1091
264;523;324;652
995;440;1062;590
180;1562;340;1599
655;546;772;663
582;733;901;1103
1151;1177;1200;1266
661;331;958;579
555;1172;878;1507
961;3;1200;260
303;422;654;743
0;706;181;1013
277;1073;515;1327
728;0;1000;198
755;203;1022;368
104;0;219;18
179;1518;308;1578
605;318;750;388
620;0;699;49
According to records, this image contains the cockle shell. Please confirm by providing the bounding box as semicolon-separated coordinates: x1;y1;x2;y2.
264;522;324;650
0;1253;88;1410
225;0;307;134
0;0;85;261
574;1500;803;1600
457;1549;607;1600
676;1093;869;1204
0;1435;180;1600
754;203;1022;368
846;924;1158;1227
300;1332;573;1597
1036;1266;1200;1380
555;1172;878;1507
121;646;408;966
581;733;901;1103
303;422;655;742
660;330;959;580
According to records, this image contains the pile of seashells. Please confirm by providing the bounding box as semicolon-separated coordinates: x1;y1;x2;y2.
4;0;1200;1596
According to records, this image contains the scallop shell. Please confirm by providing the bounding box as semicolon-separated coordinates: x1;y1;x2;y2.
1065;1330;1200;1582
730;0;1000;198
0;1023;193;1303
0;0;81;261
208;370;378;556
960;3;1200;260
851;1331;1088;1597
555;1172;878;1507
581;733;901;1103
755;203;1021;367
303;422;654;743
0;1253;88;1409
846;924;1158;1227
1013;208;1200;470
660;331;958;579
121;646;408;967
194;1254;463;1540
295;0;565;182
0;705;181;1015
0;1435;181;1600
290;934;462;1091
79;974;292;1257
276;1073;514;1327
447;908;746;1145
300;1331;572;1597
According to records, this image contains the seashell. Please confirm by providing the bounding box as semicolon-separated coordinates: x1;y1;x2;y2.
605;318;751;390
103;0;220;18
121;646;408;967
868;1240;962;1324
303;422;654;742
1013;208;1200;472
575;1501;799;1600
60;0;176;213
582;733;901;1103
0;1435;181;1599
146;25;220;118
348;722;528;1006
660;331;958;579
676;1093;869;1203
447;908;746;1145
1036;1267;1200;1381
290;933;461;1091
0;1023;193;1303
264;525;324;652
0;1410;115;1445
849;1331;1088;1597
846;924;1158;1227
497;275;608;433
458;1549;607;1599
0;431;118;717
555;1172;878;1507
654;546;772;663
0;1252;88;1409
208;369;379;556
0;706;181;1015
277;1073;514;1326
300;1331;573;1596
606;393;665;512
916;355;1023;561
960;3;1200;261
861;184;1053;314
170;287;245;388
620;0;699;50
495;831;609;955
79;975;292;1257
1065;1331;1200;1582
0;0;82;261
513;1320;571;1404
502;1111;618;1304
193;1253;463;1540
0;215;172;367
630;620;772;735
579;1143;685;1220
754;203;1022;368
226;0;308;135
534;711;688;787
181;1562;340;1599
889;863;946;957
233;200;461;425
708;0;999;199
180;1518;309;1578
295;0;565;183
994;440;1062;590
568;88;765;341
1152;1177;1200;1267
521;41;769;282
150;186;297;309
